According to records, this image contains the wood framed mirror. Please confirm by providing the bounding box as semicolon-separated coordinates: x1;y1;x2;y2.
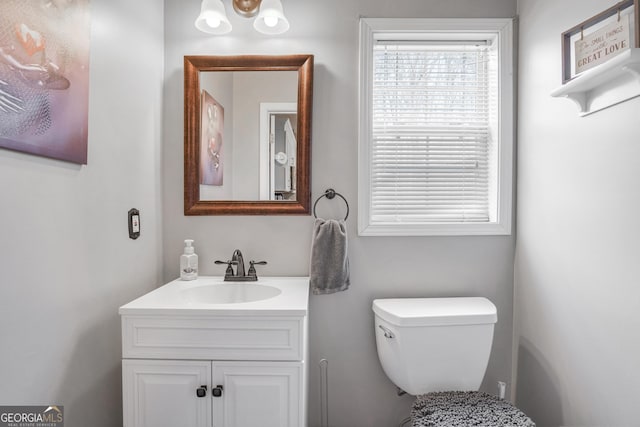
184;54;313;215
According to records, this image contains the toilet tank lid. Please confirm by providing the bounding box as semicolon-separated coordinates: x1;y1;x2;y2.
372;297;497;327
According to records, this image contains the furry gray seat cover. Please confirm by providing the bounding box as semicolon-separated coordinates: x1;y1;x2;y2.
411;391;535;427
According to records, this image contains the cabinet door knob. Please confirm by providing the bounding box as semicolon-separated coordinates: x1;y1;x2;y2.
196;385;207;398
212;385;224;397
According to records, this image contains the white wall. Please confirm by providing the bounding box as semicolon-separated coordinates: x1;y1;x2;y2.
163;1;516;426
514;0;640;425
0;1;164;426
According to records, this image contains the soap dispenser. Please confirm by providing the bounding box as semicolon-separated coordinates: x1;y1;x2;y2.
180;239;198;281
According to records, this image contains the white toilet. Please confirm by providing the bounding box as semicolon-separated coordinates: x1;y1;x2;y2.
373;297;498;395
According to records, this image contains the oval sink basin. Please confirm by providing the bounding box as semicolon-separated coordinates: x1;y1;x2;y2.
181;283;282;304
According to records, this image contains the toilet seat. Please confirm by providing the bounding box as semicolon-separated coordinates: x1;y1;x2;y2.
411;391;535;427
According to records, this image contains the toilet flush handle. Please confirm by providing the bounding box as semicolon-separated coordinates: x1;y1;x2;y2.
378;324;395;339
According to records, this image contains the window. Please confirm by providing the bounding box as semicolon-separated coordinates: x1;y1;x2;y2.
358;18;514;236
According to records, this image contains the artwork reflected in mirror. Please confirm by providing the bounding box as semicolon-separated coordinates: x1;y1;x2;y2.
184;55;313;215
200;90;224;187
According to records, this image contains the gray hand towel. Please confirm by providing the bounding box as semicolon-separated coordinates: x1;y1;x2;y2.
309;218;350;294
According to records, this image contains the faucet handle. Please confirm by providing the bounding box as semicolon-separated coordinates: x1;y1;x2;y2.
214;260;238;277
214;260;238;267
247;260;267;279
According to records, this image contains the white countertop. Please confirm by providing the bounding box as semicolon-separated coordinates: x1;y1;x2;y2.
119;276;310;317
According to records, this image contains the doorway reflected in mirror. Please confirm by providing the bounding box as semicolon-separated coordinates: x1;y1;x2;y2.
259;103;297;201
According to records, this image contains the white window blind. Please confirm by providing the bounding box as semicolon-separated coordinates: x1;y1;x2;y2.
371;41;497;224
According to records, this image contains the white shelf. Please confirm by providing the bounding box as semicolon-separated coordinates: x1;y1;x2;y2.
551;48;640;116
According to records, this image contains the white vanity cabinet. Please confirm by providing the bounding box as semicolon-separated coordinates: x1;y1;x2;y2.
122;359;212;427
119;277;309;427
122;359;303;427
212;361;302;427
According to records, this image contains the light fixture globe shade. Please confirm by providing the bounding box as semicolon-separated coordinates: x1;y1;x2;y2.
195;0;232;34
253;0;289;35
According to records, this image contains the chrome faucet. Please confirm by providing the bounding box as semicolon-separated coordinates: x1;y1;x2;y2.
215;249;267;281
232;249;245;277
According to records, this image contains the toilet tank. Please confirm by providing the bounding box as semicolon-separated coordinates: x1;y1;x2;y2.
373;297;497;396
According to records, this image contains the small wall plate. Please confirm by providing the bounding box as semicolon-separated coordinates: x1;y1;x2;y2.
128;208;140;240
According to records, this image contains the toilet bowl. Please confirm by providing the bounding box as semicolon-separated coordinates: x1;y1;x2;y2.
373;297;497;395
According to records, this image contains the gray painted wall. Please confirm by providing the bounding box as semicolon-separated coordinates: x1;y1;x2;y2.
0;0;164;426
163;1;517;426
514;0;640;425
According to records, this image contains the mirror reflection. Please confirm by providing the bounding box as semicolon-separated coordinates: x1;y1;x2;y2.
260;104;298;201
198;71;298;202
184;55;313;216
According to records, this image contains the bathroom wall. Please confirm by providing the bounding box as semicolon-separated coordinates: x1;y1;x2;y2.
163;1;516;426
0;1;164;426
514;0;640;425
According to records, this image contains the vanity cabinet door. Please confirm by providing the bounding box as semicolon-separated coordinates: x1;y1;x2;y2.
212;361;303;427
123;359;212;427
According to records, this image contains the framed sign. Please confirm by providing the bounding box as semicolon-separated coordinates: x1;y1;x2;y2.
562;0;639;83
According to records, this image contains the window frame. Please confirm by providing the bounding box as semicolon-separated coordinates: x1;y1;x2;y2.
358;18;514;236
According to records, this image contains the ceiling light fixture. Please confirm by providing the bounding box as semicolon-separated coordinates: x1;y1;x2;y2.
195;0;290;35
195;0;232;35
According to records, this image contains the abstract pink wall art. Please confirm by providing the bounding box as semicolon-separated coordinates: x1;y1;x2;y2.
0;0;91;164
199;90;224;186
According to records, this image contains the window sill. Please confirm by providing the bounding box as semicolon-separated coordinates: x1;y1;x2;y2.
358;221;512;237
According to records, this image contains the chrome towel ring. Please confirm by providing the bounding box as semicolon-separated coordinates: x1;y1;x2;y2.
313;188;349;221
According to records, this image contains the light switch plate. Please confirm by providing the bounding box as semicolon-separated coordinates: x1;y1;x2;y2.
128;208;140;239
